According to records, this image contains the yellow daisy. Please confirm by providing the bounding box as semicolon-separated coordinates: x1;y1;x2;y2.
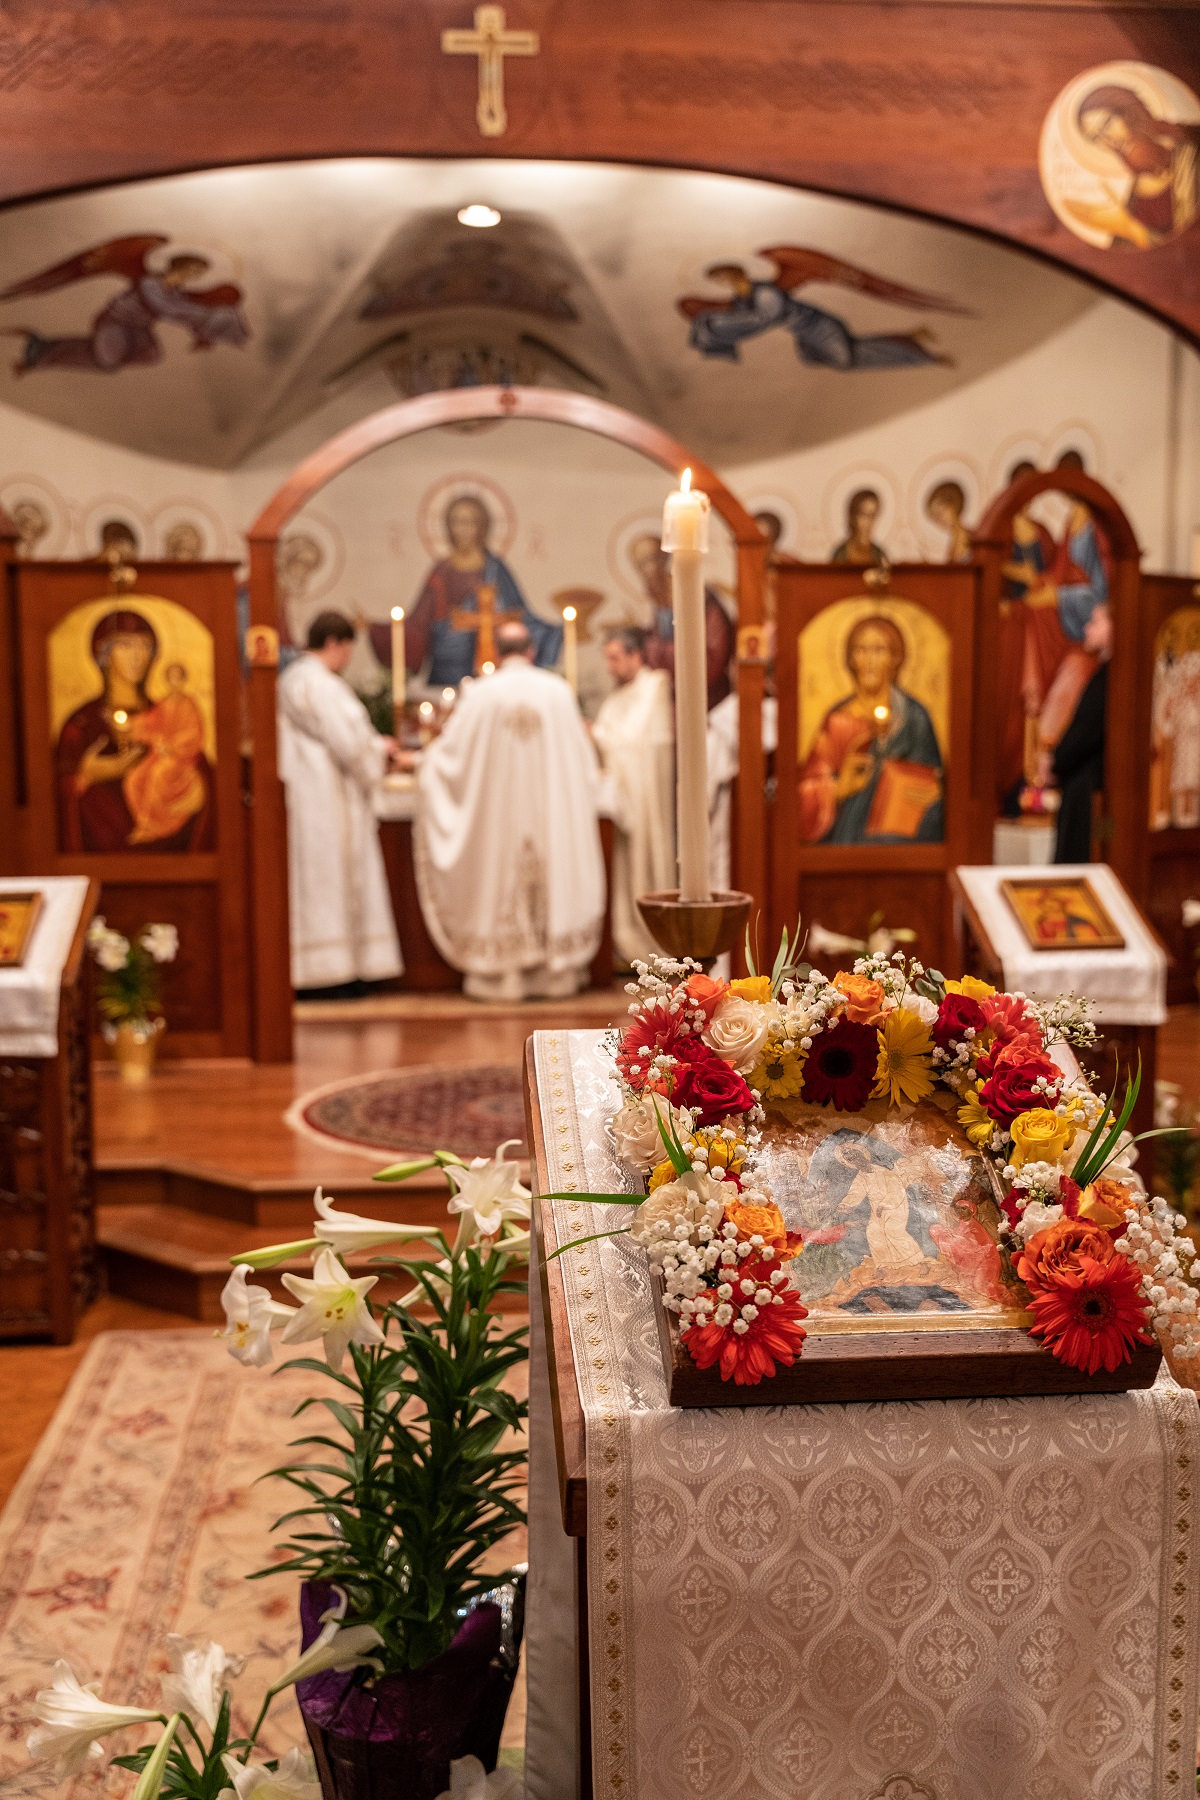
748;1042;807;1101
957;1086;995;1148
729;974;773;1004
944;974;996;1001
874;1007;936;1106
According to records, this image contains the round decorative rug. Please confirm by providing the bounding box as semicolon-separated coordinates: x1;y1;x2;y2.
287;1063;528;1162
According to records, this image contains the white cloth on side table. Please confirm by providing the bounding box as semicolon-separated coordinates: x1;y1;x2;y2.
276;654;402;989
526;1027;1200;1800
415;656;605;1001
0;877;90;1057
955;862;1166;1025
593;664;675;965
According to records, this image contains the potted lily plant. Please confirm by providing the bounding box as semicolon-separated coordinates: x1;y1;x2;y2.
87;916;178;1081
26;1145;530;1800
215;1141;532;1800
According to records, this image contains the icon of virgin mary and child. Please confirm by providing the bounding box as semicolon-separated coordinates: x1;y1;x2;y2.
56;609;214;852
798;614;944;844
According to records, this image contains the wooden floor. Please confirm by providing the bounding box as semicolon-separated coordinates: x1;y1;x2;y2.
97;986;625;1193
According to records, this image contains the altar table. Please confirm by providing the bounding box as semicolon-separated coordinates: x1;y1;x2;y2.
524;1028;1200;1800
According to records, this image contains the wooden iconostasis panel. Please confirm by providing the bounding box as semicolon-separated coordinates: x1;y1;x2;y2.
772;562;991;978
1140;572;1200;1004
11;561;249;1058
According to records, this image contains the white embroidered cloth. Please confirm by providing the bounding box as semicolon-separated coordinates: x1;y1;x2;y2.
0;877;90;1057
955;863;1167;1026
531;1028;1200;1800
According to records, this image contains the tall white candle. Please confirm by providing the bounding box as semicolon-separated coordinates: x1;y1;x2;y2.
663;468;711;903
390;606;406;727
562;604;579;695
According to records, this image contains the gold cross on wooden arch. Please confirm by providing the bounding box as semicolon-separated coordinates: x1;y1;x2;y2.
441;5;539;139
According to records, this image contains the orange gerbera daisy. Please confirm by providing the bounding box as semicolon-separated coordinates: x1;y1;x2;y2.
684;1254;808;1386
1017;1221;1152;1376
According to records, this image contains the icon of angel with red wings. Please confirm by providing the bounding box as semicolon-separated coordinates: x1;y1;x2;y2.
0;234;251;377
677;246;970;371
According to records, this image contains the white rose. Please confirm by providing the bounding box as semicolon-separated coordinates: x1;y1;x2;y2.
611;1096;693;1172
703;995;773;1073
629;1171;727;1242
1017;1200;1064;1239
908;993;939;1026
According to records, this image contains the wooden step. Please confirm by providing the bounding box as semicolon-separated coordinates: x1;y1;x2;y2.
97;1205;525;1323
96;1158;453;1227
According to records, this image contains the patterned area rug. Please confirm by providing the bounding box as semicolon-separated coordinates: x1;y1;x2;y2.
287;1063;528;1163
0;1331;526;1797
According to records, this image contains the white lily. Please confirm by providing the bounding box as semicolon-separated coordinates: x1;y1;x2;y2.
435;1755;524;1800
220;1266;297;1367
280;1249;384;1369
139;923;179;964
267;1590;384;1693
445;1142;531;1242
312;1187;433;1256
160;1637;244;1732
132;1717;181;1800
27;1661;162;1774
219;1748;322;1800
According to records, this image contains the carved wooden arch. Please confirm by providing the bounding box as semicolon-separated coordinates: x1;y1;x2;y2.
973;467;1142;889
244;384;768;1060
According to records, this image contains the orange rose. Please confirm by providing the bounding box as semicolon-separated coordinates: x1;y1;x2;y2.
723;1196;789;1253
833;971;888;1027
1077;1178;1134;1231
1017;1219;1116;1289
684;972;728;1021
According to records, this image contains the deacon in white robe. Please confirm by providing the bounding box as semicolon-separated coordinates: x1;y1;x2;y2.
276;611;403;991
416;621;605;1002
592;627;675;965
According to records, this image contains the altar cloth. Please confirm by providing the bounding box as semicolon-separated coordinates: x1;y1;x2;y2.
0;876;90;1057
529;1028;1200;1800
954;863;1167;1026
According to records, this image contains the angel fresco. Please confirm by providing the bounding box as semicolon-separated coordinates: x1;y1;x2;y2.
0;235;250;376
677;247;967;371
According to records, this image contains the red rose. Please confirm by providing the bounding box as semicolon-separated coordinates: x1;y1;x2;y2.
668;1038;755;1125
978;1047;1061;1127
1058;1176;1082;1218
932;993;986;1050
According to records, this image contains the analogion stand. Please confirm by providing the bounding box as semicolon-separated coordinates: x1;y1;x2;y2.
951;862;1168;1154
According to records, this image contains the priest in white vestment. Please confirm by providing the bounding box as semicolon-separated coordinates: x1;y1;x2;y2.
276;611;403;992
416;621;605;1001
592;627;675;965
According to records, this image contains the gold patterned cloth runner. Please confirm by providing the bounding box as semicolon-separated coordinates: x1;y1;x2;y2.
533;1028;1200;1800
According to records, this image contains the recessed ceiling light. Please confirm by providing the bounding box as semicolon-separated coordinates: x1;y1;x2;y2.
458;203;501;229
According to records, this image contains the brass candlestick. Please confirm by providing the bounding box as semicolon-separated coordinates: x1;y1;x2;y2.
636;889;753;969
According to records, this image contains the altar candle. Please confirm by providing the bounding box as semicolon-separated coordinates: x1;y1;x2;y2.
390;606;406;726
663;468;711;903
562;604;579;695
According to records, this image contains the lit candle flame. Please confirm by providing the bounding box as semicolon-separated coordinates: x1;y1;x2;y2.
419;700;434;718
562;605;577;622
441;686;456;705
391;606;404;622
112;709;128;726
873;704;889;723
481;660;495;675
680;467;692;494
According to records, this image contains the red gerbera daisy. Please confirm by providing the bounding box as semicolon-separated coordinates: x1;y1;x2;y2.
1023;1255;1152;1375
684;1254;808;1386
801;1018;878;1111
616;1001;687;1091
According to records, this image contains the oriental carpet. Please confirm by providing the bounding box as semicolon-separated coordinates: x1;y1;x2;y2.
287;1063;528;1163
0;1331;526;1798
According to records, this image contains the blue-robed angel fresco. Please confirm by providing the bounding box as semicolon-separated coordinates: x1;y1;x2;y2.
0;235;250;375
677;247;968;371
